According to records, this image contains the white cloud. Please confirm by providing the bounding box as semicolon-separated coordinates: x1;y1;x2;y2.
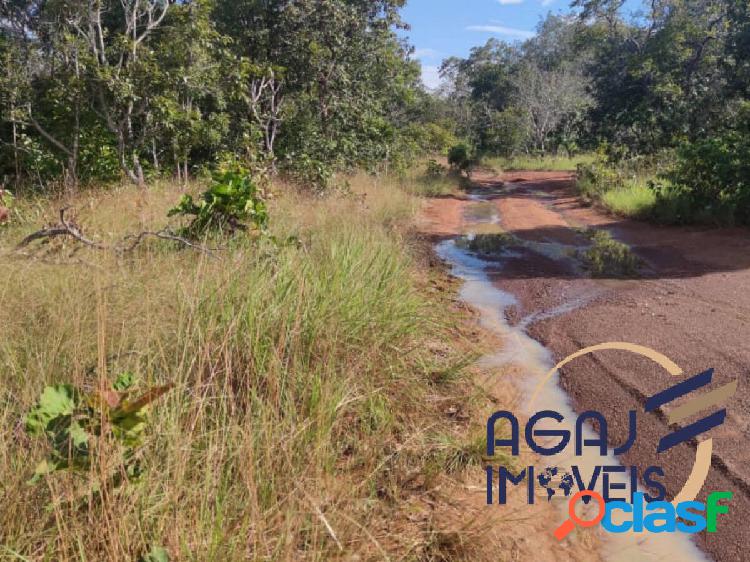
466;25;535;39
413;48;440;60
541;0;555;5
421;65;442;90
498;0;524;4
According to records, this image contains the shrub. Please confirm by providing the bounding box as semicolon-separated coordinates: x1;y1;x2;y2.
25;372;172;483
664;109;750;225
424;159;447;179
168;163;268;237
448;144;473;175
580;229;640;277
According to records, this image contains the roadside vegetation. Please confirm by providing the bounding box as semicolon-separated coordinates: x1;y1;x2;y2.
483;153;596;173
0;173;499;560
408;159;461;197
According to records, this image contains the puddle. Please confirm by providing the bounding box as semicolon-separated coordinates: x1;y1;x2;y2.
433;194;712;562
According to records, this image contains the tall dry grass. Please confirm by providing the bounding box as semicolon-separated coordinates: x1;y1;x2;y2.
0;175;483;561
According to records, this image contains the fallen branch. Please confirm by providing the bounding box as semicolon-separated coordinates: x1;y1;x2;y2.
16;224;72;248
16;207;217;257
17;207;105;250
58;207;107;249
119;228;217;256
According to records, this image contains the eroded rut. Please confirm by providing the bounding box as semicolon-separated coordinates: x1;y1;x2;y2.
420;170;750;562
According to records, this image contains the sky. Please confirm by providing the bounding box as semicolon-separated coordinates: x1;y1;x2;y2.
399;0;642;89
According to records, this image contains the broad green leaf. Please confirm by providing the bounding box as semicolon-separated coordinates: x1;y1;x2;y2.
113;371;137;391
25;385;78;436
141;546;169;562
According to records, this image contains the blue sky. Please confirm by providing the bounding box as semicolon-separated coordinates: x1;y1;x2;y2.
400;0;643;89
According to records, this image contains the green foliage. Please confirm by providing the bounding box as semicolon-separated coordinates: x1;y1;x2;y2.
25;374;172;483
139;546;170;562
168;164;269;236
576;155;665;218
576;159;626;200
661;107;750;225
410;161;457;197
1;0;428;190
579;229;640;278
600;182;657;218
487;153;596;173
424;159;447;179
447;144;473;174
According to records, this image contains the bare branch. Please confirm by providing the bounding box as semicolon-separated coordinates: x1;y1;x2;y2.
119;229;218;256
16;207;105;250
16;207;218;258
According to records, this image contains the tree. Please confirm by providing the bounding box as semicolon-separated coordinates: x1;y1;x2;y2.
513;63;591;154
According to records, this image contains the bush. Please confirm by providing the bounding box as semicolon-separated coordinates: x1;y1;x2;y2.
424;159;447;178
664;110;750;225
168;163;268;237
580;229;640;277
447;144;473;175
25;373;171;483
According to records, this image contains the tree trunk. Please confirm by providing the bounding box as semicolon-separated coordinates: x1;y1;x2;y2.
12;120;20;189
152;139;160;171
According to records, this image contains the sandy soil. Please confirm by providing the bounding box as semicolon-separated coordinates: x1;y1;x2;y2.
419;170;750;562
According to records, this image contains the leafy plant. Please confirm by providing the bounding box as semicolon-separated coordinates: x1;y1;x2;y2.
168;163;268;237
424;159;447;178
663;109;750;225
139;545;170;562
579;229;640;278
25;372;172;483
448;144;473;176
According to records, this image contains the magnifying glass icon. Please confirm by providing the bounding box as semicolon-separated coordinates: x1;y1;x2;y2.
554;490;606;541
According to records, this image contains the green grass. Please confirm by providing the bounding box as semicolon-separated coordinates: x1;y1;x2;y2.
398;159;463;198
575;158;691;223
0;175;482;561
600;180;657;218
484;153;597;172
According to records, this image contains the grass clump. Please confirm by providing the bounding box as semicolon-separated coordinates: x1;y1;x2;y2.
405;158;462;197
579;229;640;278
0;174;481;561
484;153;596;172
600;180;657;218
577;159;661;219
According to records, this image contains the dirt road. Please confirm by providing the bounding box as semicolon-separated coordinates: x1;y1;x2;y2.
420;170;750;562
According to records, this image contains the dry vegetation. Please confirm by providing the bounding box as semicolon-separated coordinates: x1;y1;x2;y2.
0;175;500;561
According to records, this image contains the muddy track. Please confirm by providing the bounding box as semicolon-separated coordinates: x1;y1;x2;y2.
420;170;750;562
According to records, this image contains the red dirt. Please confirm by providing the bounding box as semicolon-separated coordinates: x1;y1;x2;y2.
418;195;467;240
422;170;750;562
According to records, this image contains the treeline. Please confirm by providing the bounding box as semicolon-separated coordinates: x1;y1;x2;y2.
0;0;451;191
439;0;750;225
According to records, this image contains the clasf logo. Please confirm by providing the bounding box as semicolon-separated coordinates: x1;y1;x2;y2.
554;490;733;540
484;342;737;540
